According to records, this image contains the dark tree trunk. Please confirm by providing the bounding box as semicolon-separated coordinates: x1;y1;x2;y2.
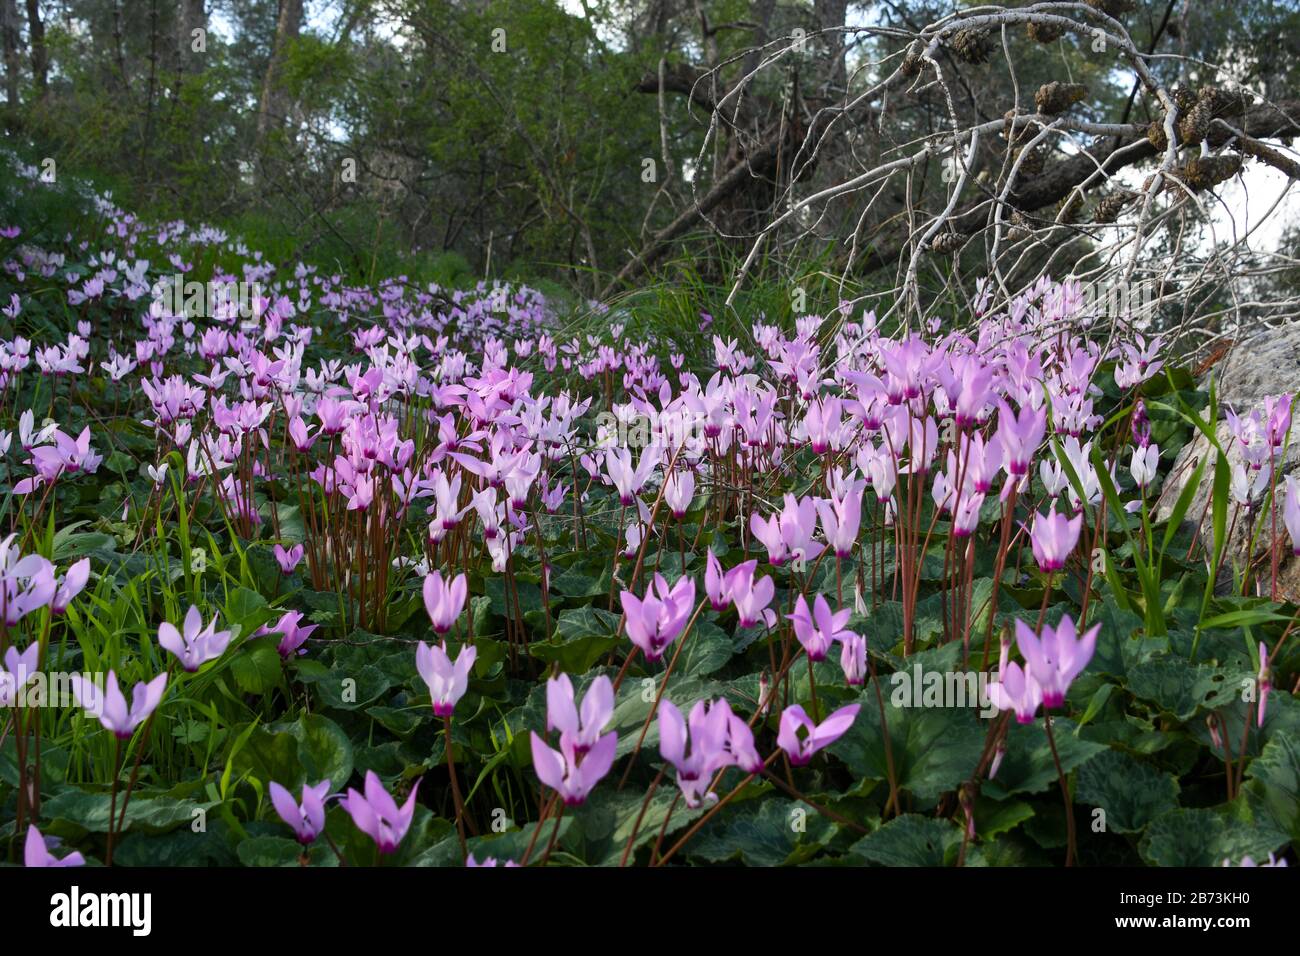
176;0;207;75
24;0;45;94
815;0;848;92
1;0;21;110
741;0;777;78
257;0;304;142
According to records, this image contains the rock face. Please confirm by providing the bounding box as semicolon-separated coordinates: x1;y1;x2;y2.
1155;324;1300;600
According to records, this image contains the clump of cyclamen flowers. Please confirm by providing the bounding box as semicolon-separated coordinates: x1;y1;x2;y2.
6;171;1287;870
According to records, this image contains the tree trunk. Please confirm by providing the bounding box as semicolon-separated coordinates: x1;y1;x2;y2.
741;0;777;78
176;0;206;75
24;0;45;94
1;0;21;110
335;0;367;47
814;0;848;93
256;0;304;143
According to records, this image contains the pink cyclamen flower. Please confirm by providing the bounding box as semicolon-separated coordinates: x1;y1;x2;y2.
1029;509;1082;573
604;445;660;505
986;661;1044;724
953;361;994;428
1257;641;1271;728
776;703;861;765
1266;393;1293;448
530;727;617;806
69;669;168;739
14;426;101;494
1015;614;1098;709
1284;476;1300;555
664;470;695;519
422;570;468;634
269;779;332;845
706;552;772;624
995;399;1046;477
749;494;825;566
466;854;521;867
158;605;233;672
952;491;985;537
1225;853;1288;867
415;640;477;716
816;488;863;559
704;549;731;610
25;826;84;867
261;610;318;659
840;632;866;686
658;698;735;808
288;416;316;452
788;593;854;662
730;563;775;629
273;543;305;574
51;558;91;614
802;397;843;455
748;509;790;565
546;673;614;754
340;770;420;855
724;711;765;773
540;480;566;513
1131;399;1151;448
620;573;696;662
0;644;41;706
1129;443;1159;489
0;535;56;626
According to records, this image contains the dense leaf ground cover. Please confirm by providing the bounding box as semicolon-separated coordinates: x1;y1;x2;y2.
0;152;1295;869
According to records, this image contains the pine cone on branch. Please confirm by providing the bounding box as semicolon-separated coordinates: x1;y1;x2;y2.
948;28;992;64
1026;20;1065;44
900;41;925;77
1175;154;1243;191
928;231;969;254
1178;86;1252;143
1003;108;1034;148
1057;193;1085;224
1036;81;1088;115
1007;210;1033;242
1146;122;1170;151
1016;144;1047;176
1092;189;1136;223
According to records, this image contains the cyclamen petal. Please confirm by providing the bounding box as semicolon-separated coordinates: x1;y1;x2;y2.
341;771;419;854
158;605;233;672
24;826;84;868
423;570;468;634
1029;510;1082;573
530;729;617;806
619;574;695;662
1013;614;1097;710
70;670;167;739
270;779;332;844
416;639;477;716
545;672;613;752
987;661;1043;723
777;703;861;765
